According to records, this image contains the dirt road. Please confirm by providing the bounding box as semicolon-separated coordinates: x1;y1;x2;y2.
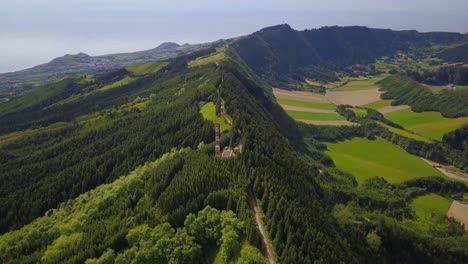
421;158;468;183
250;196;275;264
447;201;468;231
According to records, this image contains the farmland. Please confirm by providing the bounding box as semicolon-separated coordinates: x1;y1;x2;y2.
376;122;433;143
273;88;354;126
286;110;345;121
336;79;378;91
410;194;452;220
362;100;393;110
384;108;468;141
326;137;444;184
276;97;336;110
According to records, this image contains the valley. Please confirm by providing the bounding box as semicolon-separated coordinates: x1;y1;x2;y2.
0;23;467;264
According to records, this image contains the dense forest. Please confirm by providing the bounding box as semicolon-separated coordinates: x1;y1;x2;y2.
1;25;468;263
378;75;468;117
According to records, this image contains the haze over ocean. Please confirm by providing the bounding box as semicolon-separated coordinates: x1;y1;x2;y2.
1;0;467;73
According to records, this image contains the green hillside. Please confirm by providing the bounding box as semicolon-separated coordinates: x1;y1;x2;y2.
1;25;468;264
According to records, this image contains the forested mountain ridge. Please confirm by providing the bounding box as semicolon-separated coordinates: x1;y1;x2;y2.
0;40;226;98
231;24;466;87
0;24;468;263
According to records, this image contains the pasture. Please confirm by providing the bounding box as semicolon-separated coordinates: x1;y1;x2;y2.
286;110;345;121
350;108;367;117
127;62;168;76
276;97;336;110
376;122;433;143
410;194;452;220
384;108;468;141
336;79;378;91
188;52;225;68
362;100;393;110
200;102;231;132
326;137;444;184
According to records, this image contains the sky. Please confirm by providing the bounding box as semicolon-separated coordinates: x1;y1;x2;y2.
1;0;468;73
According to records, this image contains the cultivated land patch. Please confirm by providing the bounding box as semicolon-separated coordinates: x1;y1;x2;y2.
378;105;410;114
377;122;433;143
336;79;378;91
326;88;383;106
272;88;328;102
447;201;468;231
411;194;452;220
297;120;357;126
326;137;444;184
363;100;393;110
273;88;354;126
199;102;231;132
276;97;336;110
281;105;336;113
286;110;345;121
384;108;468;141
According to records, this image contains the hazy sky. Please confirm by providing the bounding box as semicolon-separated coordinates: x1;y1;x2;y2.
1;0;468;73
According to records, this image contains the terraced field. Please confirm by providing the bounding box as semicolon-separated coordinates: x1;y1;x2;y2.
326;137;444;184
273;88;352;126
384;108;468;141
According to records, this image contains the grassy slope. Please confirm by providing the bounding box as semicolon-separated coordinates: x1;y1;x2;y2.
337;79;378;91
350;108;367;117
200;102;231;132
188;52;225;68
126;62;168;76
276;96;336;110
376;122;433;143
411;194;452;220
286;110;345;121
363;100;393;110
326;137;444;184
384;108;468;141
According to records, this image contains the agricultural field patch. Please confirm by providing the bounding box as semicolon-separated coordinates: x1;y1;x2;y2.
286;110;345;121
326;88;383;106
326;137;444;184
447;201;468;231
362;100;393;110
411;194;452;220
376;122;433;143
276;96;336;110
384;108;468;141
272;88;329;102
199;102;231;132
127;62;168;76
336;79;377;91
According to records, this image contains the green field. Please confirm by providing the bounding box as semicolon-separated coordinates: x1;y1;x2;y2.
286;110;345;121
337;79;378;91
350;108;367;117
99;76;135;92
276;97;336;110
200;102;231;132
377;122;433;143
127;62;168;76
326;137;444;184
411;194;452;220
384;108;468;141
362;100;393;110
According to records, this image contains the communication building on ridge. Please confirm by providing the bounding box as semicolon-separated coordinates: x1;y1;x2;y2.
214;123;221;157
